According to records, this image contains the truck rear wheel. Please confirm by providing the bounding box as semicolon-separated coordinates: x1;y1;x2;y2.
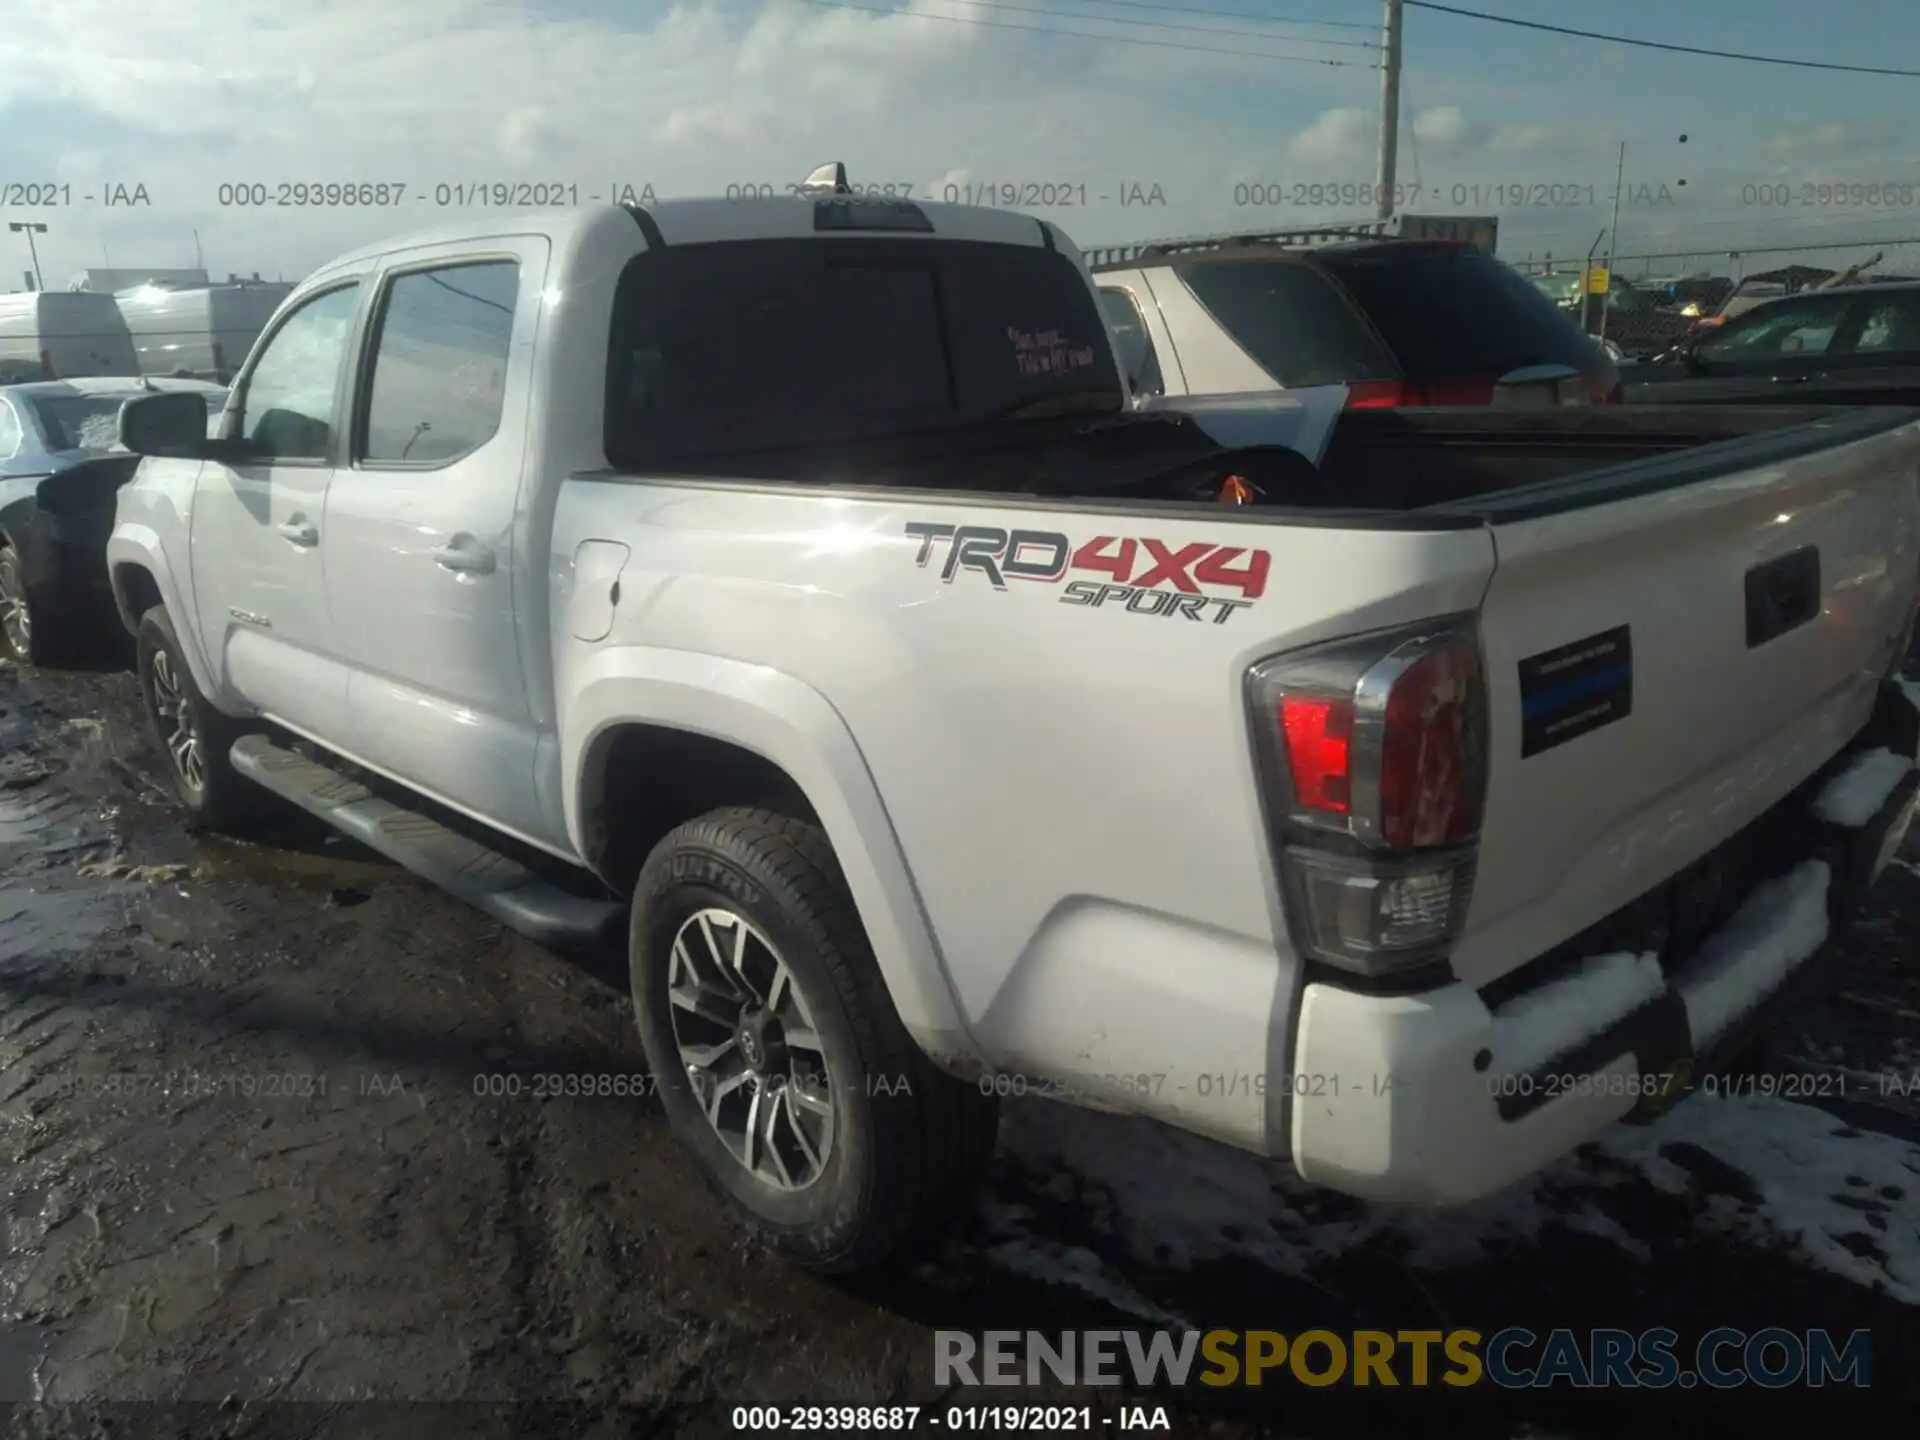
629;805;997;1272
135;606;267;833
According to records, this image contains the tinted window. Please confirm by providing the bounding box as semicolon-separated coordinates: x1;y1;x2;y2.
1099;288;1165;397
1848;292;1920;355
1174;259;1393;386
1696;296;1849;364
363;261;519;463
1315;246;1603;379
239;284;360;461
606;238;1121;464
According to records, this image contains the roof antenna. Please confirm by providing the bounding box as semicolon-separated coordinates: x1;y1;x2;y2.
799;162;851;197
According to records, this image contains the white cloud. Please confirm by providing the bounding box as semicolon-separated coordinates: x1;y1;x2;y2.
1411;104;1477;151
1287;107;1374;168
4;0;1380;276
1762;118;1907;160
1;0;1911;280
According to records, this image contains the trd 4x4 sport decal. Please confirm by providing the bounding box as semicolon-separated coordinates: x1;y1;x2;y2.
904;522;1269;625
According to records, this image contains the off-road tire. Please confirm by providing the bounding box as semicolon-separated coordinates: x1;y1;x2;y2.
630;805;998;1272
135;605;268;832
0;542;71;668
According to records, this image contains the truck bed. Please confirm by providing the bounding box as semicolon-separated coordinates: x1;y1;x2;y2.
628;402;1920;521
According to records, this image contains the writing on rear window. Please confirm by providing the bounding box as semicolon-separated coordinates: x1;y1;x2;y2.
905;522;1269;624
1007;326;1098;378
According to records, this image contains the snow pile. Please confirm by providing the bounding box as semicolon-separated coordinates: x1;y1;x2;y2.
1487;950;1664;1077
990;1083;1920;1312
1600;1095;1920;1303
1676;861;1830;1049
1811;747;1913;827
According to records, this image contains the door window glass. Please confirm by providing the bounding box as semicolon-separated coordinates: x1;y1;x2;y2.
362;261;520;463
1696;296;1847;363
238;284;361;461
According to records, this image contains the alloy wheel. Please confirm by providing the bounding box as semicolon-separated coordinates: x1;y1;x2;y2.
667;907;836;1191
150;649;206;793
0;555;29;658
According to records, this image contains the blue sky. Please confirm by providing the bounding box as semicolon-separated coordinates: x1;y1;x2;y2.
0;0;1914;285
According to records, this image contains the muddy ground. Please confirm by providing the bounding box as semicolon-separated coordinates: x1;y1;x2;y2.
1;655;1916;1439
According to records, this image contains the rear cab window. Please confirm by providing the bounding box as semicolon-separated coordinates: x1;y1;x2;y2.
605;238;1123;467
1313;244;1602;381
1172;258;1395;387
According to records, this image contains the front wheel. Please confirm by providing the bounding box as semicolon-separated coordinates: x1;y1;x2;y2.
134;606;267;832
0;543;65;667
630;806;998;1272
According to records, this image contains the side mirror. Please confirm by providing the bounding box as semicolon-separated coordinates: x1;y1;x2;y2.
119;391;213;458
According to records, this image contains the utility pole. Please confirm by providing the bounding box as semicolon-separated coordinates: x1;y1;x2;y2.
1597;142;1625;343
8;221;47;291
1375;0;1404;223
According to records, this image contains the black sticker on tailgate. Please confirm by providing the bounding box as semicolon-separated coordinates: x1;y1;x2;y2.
1519;625;1633;758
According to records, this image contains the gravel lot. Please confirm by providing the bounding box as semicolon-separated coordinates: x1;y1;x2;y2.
1;655;1916;1438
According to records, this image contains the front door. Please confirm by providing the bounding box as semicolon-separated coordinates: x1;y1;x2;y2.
1669;292;1856;401
323;240;557;848
190;280;364;739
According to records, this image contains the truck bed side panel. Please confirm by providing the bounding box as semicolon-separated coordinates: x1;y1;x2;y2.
551;481;1497;1151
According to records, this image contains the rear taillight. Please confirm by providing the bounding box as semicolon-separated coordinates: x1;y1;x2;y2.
1344;380;1405;409
1343;377;1498;408
39;349;56;380
212;342;227;377
1248;617;1488;978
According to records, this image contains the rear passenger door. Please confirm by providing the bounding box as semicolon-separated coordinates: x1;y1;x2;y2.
323;238;559;849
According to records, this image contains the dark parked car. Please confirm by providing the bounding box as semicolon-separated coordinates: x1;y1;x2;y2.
1623;281;1920;406
0;376;226;665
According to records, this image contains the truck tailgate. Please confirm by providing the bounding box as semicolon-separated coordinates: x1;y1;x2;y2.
1451;409;1920;986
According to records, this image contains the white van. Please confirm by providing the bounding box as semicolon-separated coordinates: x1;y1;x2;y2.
0;292;140;383
114;282;294;382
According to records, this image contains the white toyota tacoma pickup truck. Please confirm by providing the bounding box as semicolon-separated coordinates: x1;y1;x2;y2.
107;175;1920;1271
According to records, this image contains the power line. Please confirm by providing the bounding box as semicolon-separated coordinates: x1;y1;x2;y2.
789;0;1377;63
842;0;1378;44
1052;0;1377;28
1399;1;1920;78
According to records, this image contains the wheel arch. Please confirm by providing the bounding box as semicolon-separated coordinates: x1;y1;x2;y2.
563;648;984;1071
106;528;221;701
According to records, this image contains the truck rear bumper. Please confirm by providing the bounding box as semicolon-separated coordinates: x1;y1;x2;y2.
1289;676;1919;1206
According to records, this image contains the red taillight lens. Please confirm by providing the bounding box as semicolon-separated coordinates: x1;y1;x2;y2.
1280;696;1354;814
1248;618;1488;977
1345;380;1405;408
1379;639;1485;847
39;349;56;379
212;342;227;377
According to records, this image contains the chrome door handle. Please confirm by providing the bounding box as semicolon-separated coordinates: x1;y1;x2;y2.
277;521;319;547
431;540;497;575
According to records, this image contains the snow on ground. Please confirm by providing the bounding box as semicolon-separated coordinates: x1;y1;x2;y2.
1677;861;1830;1049
988;1089;1920;1310
1811;747;1914;827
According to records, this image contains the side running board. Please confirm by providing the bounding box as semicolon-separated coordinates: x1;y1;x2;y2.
229;734;622;954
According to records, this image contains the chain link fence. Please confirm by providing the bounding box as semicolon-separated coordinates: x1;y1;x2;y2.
1508;238;1920;358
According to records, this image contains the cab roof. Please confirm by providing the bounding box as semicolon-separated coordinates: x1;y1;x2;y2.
306;197;1069;286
